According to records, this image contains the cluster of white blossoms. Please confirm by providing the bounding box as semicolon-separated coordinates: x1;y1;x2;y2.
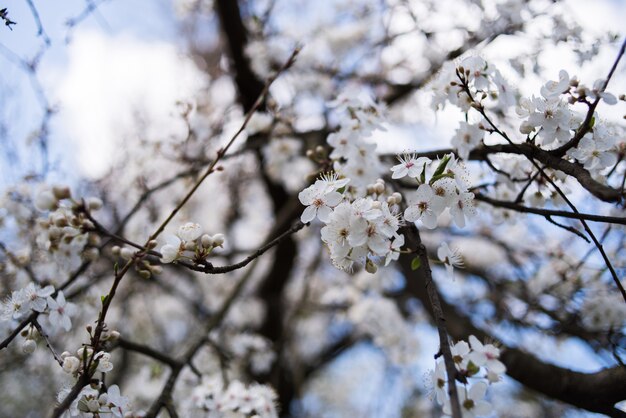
58;383;135;418
566;123;619;175
1;282;55;321
60;347;115;376
432;56;516;159
395;154;477;229
300;174;404;273
1;283;77;352
326;90;386;193
188;376;279;418
35;186;103;269
57;341;139;417
427;336;506;418
160;222;225;264
516;70;581;147
517;69;620;154
300;90;476;273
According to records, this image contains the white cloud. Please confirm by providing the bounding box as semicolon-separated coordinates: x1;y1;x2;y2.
53;30;207;178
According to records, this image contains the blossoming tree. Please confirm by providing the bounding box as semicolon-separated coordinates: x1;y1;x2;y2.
1;0;625;417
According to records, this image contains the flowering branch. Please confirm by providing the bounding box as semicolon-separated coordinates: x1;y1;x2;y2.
457;70;626;304
552;38;626;156
398;254;626;417
179;221;306;274
385;145;624;203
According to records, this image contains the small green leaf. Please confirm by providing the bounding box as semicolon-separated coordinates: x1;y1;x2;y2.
466;360;480;377
429;172;455;186
411;257;421;271
419;163;427;184
589;116;595;129
433;154;452;178
101;295;108;305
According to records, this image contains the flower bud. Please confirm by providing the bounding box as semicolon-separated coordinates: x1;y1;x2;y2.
111;246;121;256
139;270;152;279
86;197;103;211
371;201;382;210
22;339;37;354
184;241;196;251
81;219;95;230
212;233;225;247
519;121;534;135
392;192;402;204
147;240;158;249
52;186;71;200
35;190;57;211
83;247;100;261
109;330;121;341
374;182;385;195
201;234;214;248
48;226;62;240
88;233;101;246
120;248;134;260
365;258;378;274
86;399;100;412
52;214;68;228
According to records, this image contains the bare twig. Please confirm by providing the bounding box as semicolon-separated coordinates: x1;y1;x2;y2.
32;319;63;367
474;193;626;226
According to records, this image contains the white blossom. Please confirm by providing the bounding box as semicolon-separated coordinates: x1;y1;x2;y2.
46;291;76;332
404;185;445;229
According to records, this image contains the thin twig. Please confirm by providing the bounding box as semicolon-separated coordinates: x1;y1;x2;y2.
474;194;626;226
32;319;63;367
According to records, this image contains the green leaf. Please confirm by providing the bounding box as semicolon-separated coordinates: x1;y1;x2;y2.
411;257;421;271
101;295;108;305
433;154;451;178
589;116;595;129
466;360;480;377
429;172;454;185
419;163;426;184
